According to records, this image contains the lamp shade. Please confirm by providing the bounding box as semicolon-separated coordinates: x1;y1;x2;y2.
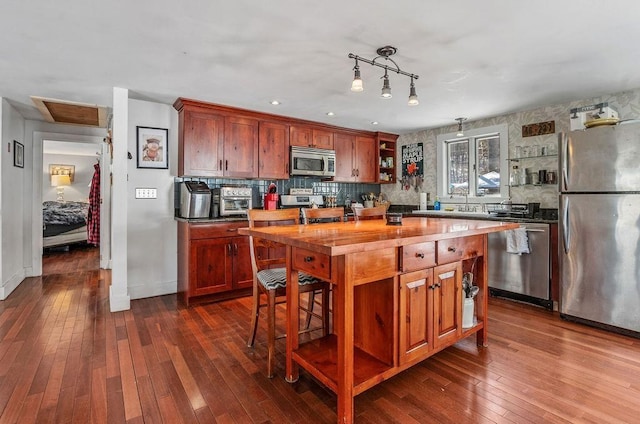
51;174;71;187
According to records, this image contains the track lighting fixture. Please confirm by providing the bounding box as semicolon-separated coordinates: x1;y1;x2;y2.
456;117;467;137
348;45;419;106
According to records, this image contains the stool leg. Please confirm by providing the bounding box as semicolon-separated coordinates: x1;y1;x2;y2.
322;285;330;336
247;281;260;348
304;291;315;330
266;289;277;378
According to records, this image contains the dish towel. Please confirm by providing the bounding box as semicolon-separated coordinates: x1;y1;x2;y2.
506;228;530;255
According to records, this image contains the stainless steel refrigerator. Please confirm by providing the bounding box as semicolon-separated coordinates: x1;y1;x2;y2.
559;122;640;335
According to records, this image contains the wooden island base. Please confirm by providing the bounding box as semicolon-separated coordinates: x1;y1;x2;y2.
240;217;518;424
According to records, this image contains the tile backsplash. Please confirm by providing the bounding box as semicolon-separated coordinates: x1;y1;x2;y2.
174;176;380;209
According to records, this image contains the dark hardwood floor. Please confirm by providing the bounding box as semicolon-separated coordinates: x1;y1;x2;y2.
1;245;639;423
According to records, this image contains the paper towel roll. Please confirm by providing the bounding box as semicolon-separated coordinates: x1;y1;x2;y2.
419;192;427;210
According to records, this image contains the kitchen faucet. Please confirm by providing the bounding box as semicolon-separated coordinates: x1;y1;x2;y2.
451;187;476;212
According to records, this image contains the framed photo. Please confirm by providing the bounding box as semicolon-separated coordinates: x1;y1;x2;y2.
13;140;24;168
136;126;168;169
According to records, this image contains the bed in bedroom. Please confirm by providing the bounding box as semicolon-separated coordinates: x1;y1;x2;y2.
43;201;89;248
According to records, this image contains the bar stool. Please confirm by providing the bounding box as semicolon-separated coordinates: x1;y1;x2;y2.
353;204;387;221
246;208;331;378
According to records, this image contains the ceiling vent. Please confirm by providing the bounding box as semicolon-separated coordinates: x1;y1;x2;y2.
31;96;109;127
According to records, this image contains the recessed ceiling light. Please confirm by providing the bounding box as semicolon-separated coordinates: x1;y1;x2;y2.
270;100;280;105
326;112;335;116
371;121;379;125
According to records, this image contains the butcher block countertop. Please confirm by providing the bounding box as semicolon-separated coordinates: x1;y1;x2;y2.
238;216;519;256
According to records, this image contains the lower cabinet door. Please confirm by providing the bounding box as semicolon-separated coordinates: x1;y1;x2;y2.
433;262;463;349
399;269;434;364
231;236;253;289
190;238;233;296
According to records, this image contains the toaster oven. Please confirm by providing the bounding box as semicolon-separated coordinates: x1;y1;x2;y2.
212;186;252;217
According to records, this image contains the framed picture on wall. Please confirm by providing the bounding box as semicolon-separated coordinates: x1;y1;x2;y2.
136;126;168;169
13;140;24;168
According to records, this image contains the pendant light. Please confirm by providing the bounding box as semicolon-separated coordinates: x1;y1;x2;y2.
456;117;467;136
408;76;419;106
350;58;363;92
381;69;392;99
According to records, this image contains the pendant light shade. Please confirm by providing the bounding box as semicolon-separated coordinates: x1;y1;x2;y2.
408;76;419;106
456;117;467;137
351;60;363;92
381;70;392;99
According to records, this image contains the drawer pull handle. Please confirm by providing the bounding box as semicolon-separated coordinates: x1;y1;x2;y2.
447;246;457;252
226;228;238;232
304;256;314;262
415;252;425;259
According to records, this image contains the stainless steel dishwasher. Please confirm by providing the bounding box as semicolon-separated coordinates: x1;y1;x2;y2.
488;222;552;309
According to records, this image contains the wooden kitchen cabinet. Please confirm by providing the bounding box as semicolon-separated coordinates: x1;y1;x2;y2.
432;261;463;349
290;125;334;149
399;268;434;364
178;221;252;306
333;132;376;183
258;121;289;179
179;108;225;177
224;116;259;178
398;261;462;364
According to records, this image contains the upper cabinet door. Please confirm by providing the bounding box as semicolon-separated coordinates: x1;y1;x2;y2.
180;111;224;177
259;121;289;179
289;125;312;147
354;135;376;183
224;116;259;178
333;132;355;182
313;129;334;150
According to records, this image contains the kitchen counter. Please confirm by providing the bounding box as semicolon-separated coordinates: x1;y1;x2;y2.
174;216;247;223
411;209;558;224
239;217;518;423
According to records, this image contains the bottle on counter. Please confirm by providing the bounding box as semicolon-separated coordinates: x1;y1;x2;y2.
434;196;441;211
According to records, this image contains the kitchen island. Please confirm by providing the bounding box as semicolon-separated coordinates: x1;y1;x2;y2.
240;216;518;423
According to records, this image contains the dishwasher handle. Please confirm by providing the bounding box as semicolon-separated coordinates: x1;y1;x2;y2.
524;229;546;233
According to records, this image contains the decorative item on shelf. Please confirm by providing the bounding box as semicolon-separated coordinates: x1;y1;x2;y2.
456;117;467;137
348;45;419;106
522;120;555;137
570;102;619;131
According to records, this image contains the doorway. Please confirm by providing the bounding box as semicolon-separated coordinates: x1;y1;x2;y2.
31;131;111;276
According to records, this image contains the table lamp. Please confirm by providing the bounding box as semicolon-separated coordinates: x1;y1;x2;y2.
51;174;71;201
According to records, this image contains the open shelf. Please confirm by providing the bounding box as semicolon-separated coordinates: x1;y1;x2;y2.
509;154;557;161
293;334;394;395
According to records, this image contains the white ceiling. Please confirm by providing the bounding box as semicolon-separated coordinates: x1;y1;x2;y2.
2;1;640;134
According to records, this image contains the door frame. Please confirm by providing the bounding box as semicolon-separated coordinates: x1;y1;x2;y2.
31;131;111;275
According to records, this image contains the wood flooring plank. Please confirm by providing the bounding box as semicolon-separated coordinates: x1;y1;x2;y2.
4;247;640;424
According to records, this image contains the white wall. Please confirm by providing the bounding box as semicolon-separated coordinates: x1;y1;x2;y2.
42;153;95;202
126;99;178;300
1;99;26;299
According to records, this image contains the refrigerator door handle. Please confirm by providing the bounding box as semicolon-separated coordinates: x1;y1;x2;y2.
560;132;569;191
525;229;546;233
562;197;570;254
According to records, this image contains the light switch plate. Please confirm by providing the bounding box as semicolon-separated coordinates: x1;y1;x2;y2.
135;188;157;199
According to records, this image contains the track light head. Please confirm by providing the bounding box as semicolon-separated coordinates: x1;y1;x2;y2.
381;70;392;99
408;77;419;106
351;60;363;92
456;117;467;136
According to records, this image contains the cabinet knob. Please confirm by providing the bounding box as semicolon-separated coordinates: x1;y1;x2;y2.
447;246;457;252
415;252;425;259
304;256;314;262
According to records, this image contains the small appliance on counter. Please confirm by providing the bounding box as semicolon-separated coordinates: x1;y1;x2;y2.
211;185;252;218
179;181;211;219
264;183;278;210
280;193;324;208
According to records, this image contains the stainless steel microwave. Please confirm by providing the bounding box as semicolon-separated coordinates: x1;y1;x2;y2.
290;146;336;177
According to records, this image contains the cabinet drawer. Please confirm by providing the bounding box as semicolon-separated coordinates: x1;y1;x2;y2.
400;242;436;272
437;235;484;264
292;247;331;280
190;221;248;239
